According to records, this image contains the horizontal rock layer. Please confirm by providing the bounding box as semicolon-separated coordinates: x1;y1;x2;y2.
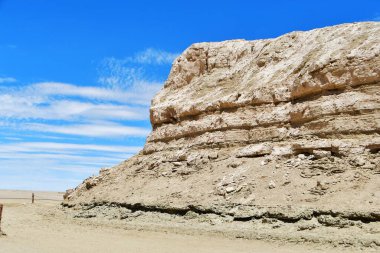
65;22;380;248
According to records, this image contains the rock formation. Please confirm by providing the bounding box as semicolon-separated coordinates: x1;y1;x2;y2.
64;22;380;247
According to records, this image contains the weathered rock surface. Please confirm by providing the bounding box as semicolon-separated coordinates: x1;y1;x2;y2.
64;22;380;248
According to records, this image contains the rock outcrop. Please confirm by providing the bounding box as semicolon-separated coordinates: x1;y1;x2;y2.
64;22;380;248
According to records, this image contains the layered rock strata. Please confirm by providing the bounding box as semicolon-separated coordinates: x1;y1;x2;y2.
64;22;380;247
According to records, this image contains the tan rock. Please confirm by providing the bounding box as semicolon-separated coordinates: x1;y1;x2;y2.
236;143;272;157
64;23;380;247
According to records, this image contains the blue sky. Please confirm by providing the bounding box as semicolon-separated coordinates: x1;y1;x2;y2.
0;0;379;191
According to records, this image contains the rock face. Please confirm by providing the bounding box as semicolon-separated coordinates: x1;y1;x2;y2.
64;22;380;247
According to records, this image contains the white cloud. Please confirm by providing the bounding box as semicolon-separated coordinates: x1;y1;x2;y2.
0;152;124;165
98;48;178;89
98;61;143;88
0;77;17;83
133;48;179;65
0;95;148;121
24;122;150;138
0;141;142;154
0;81;161;124
32;82;160;106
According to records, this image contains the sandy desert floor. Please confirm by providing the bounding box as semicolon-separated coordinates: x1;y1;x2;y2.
0;190;367;253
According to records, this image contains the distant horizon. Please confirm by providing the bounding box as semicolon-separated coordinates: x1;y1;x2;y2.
0;0;379;191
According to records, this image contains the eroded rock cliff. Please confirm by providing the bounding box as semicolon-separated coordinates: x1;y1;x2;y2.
64;22;380;248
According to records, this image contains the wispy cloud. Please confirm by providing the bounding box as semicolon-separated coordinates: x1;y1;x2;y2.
0;77;17;83
33;82;160;106
132;48;179;65
0;141;142;154
0;152;126;166
0;92;148;120
98;61;143;88
98;48;178;89
25;122;150;138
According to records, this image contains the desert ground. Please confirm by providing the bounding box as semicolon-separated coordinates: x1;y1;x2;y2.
0;190;367;253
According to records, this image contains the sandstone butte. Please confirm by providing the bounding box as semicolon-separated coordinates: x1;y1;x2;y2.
64;22;380;247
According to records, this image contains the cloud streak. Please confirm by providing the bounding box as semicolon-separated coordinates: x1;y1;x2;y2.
132;48;179;65
0;77;17;83
33;82;160;106
25;122;150;138
98;48;178;89
0;94;148;121
0;141;142;154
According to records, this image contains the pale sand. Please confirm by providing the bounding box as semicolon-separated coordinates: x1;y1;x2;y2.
0;190;354;253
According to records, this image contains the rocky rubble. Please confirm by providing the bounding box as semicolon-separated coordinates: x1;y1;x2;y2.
64;22;380;248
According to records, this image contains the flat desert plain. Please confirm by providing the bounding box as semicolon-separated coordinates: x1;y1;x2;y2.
0;190;360;253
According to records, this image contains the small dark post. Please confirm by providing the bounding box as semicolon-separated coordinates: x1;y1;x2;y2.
0;204;3;233
32;193;35;204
